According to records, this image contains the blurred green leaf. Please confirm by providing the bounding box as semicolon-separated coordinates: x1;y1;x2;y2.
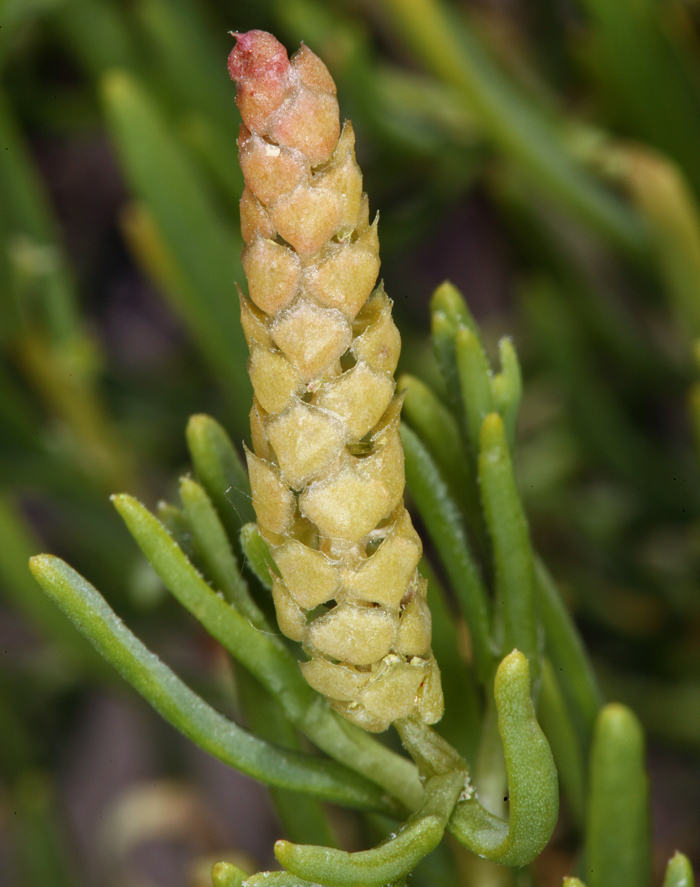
0;495;105;672
538;659;586;828
379;0;647;255
579;0;700;199
584;704;651;887
9;771;79;887
535;559;603;748
101;72;250;428
53;0;139;75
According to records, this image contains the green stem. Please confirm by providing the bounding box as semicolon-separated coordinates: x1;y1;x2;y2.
236;667;338;847
419;556;483;765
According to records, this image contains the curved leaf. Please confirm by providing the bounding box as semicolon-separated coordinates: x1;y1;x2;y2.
275;770;465;887
448;650;559;866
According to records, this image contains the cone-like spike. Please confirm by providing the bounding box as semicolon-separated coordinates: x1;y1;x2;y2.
230;31;443;731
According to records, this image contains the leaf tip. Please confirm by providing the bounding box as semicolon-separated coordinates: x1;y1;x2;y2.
28;553;51;578
479;411;506;449
273;839;293;865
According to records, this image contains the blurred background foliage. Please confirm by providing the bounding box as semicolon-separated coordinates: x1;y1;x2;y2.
3;0;700;884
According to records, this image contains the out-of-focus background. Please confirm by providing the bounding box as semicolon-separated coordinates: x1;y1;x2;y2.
3;0;700;884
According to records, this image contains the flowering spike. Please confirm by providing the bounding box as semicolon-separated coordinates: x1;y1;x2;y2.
229;31;443;732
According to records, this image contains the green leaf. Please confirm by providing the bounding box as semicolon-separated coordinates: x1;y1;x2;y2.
112;493;422;813
431;281;483;340
155;501;194;559
179;476;267;630
401;423;493;681
490;337;522;452
478;413;539;681
535;558;603;745
456;326;493;454
240;522;278;590
275;770;465;887
584;704;651;887
399;374;473;515
186;414;255;541
212;862;248;887
28;555;390;810
111;493;316;707
538;659;586;829
448;651;559;866
222;871;316;887
663;852;695;887
430;282;482;425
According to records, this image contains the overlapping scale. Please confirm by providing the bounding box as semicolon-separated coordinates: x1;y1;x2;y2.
229;30;443;731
